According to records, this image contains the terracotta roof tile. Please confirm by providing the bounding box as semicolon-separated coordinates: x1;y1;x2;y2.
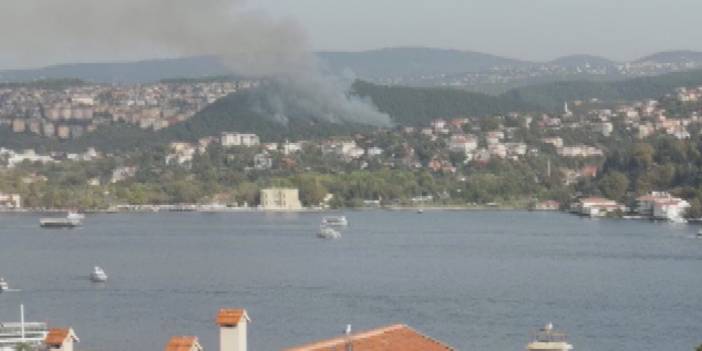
45;328;77;346
216;308;250;326
165;336;201;351
284;324;455;351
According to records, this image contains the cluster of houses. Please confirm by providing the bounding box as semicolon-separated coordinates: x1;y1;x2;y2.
0;81;254;139
22;308;454;351
0;147;101;168
571;191;691;222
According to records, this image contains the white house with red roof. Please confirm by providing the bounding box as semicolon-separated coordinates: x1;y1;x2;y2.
637;191;690;221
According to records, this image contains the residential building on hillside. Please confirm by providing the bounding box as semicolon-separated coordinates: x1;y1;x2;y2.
221;133;260;147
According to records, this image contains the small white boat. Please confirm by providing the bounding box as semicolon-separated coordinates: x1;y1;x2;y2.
321;216;348;227
417;209;424;214
317;226;342;240
0;277;8;292
90;266;108;283
527;323;573;351
67;212;85;220
697;230;702;238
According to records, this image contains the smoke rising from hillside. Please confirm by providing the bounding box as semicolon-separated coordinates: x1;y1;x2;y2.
0;0;391;126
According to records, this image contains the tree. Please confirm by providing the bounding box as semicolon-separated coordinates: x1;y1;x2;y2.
630;142;654;172
696;344;702;351
598;171;630;202
14;342;35;351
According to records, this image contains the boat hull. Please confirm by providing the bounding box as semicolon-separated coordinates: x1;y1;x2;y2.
39;219;82;228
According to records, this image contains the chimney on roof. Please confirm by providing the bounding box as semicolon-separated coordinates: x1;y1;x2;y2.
44;328;79;351
217;308;250;351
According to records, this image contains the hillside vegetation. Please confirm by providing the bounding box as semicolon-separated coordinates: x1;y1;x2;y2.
508;69;702;110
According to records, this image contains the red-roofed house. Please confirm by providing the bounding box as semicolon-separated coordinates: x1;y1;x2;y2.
44;328;79;351
636;191;690;221
165;336;203;351
283;324;454;351
217;309;251;351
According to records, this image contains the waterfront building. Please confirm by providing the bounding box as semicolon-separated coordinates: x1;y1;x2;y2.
260;188;303;210
636;191;691;221
573;197;626;217
0;193;21;208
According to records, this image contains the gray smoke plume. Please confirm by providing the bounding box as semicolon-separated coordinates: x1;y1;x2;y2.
0;0;391;126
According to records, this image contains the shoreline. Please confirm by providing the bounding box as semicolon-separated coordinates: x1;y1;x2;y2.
2;207;700;225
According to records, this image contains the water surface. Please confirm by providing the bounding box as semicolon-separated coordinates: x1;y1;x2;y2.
1;211;701;351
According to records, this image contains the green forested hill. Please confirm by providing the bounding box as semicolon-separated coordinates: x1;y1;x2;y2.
352;81;538;125
507;69;702;110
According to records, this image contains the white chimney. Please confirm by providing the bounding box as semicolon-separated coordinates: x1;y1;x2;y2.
217;309;250;351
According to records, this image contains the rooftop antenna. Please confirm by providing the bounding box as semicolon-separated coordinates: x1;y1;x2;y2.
20;304;25;343
344;324;353;351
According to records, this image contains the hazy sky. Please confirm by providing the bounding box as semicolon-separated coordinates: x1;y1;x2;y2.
254;0;702;61
1;0;701;69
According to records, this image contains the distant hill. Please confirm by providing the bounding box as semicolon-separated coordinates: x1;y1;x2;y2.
318;47;531;78
0;56;232;84
507;68;702;110
635;50;702;64
548;55;618;69
3;48;702;92
162;81;540;142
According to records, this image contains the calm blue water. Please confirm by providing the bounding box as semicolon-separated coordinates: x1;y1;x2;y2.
0;211;701;351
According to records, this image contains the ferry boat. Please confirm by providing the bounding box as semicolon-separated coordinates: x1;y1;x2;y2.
39;213;82;228
321;216;348;227
90;266;108;283
0;278;8;293
526;323;574;351
0;306;49;351
317;226;342;240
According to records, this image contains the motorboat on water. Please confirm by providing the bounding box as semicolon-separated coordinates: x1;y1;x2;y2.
317;226;342;240
417;209;424;214
67;212;85;220
697;230;702;238
39;212;82;228
89;266;108;283
0;278;8;293
321;215;348;227
526;323;574;351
